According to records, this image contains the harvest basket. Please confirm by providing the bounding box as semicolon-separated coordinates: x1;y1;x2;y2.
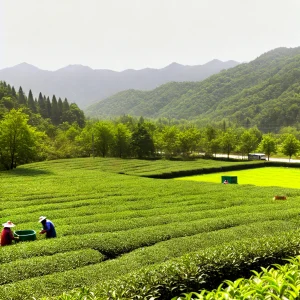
14;230;36;242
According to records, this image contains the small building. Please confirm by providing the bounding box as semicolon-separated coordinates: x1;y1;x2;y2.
248;153;266;160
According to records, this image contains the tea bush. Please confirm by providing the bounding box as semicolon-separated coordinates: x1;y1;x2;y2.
0;157;300;299
175;256;300;299
95;230;300;299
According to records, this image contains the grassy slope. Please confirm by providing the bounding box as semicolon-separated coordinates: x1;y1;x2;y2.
0;158;300;299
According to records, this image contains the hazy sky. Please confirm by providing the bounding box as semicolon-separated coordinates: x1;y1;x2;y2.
1;0;299;71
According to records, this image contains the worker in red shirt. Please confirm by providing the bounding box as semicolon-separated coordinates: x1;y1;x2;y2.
0;221;18;246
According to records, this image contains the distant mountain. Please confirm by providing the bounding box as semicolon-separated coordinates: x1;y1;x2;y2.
0;60;239;108
85;47;300;132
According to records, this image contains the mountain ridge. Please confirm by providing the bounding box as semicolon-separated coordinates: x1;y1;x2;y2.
0;60;239;108
85;47;300;132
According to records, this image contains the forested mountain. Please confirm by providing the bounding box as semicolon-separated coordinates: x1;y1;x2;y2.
0;60;239;109
86;47;300;132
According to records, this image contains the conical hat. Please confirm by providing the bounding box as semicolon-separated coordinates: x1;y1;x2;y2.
38;216;47;223
2;221;15;228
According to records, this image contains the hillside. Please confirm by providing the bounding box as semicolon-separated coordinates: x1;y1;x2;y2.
86;47;300;131
0;60;239;109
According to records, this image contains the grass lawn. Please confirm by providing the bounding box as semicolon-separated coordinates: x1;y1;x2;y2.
176;167;300;189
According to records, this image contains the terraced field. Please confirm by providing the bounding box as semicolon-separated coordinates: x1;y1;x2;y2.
0;158;299;299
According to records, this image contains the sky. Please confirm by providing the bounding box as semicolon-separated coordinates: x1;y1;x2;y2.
1;0;300;71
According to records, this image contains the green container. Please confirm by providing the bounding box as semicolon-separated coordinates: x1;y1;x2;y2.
221;176;238;184
14;230;36;242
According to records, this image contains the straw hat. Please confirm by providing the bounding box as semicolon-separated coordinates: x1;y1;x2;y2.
38;216;47;223
2;221;15;228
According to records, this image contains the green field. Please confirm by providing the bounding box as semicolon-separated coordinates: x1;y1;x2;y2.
176;167;300;189
0;158;300;299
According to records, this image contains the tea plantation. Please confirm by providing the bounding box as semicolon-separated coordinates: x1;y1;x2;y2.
0;158;300;299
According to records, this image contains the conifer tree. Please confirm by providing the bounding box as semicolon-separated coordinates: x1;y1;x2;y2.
27;90;36;113
18;86;27;106
46;97;51;119
62;98;70;112
51;95;59;125
11;86;16;97
62;98;70;123
58;98;63;122
38;92;46;118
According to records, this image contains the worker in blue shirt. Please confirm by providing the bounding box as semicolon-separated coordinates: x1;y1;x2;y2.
39;216;56;238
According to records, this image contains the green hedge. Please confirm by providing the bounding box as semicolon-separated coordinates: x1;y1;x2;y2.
142;161;300;179
145;162;265;178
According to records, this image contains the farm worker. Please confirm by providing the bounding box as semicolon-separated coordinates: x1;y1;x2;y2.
39;216;56;238
223;179;228;184
1;221;19;246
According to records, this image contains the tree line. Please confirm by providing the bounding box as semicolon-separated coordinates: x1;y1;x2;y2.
1;81;300;170
0;81;85;127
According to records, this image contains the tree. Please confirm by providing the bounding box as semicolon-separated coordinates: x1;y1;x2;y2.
117;114;136;131
11;86;16;97
279;126;300;140
63;103;85;128
0;96;14;111
62;98;70;115
0;109;39;169
210;138;221;157
177;127;200;157
281;134;300;161
202;125;218;156
17;87;27;106
249;126;263;143
52;129;78;159
258;133;277;161
65;123;81;142
57;98;63;123
93;121;115;157
38;92;47;118
152;129;164;155
220;129;237;159
51;95;59;125
45;97;51;119
131;124;155;158
239;129;259;158
112;123;131;158
75;121;94;157
205;125;217;141
161;126;179;158
27;90;36;113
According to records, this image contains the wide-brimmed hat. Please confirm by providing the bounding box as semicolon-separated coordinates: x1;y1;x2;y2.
2;221;15;228
38;216;47;223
